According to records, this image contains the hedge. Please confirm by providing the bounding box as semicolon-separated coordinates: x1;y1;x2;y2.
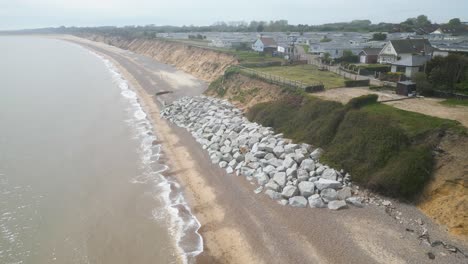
344;79;370;87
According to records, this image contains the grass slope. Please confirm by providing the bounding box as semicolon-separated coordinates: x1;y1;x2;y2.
247;93;463;200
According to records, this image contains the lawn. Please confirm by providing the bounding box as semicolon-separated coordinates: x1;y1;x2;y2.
223;50;284;64
440;98;468;107
254;64;346;88
362;103;462;137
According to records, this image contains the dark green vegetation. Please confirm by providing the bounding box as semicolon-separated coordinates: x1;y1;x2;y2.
344;79;370;87
440;98;468;107
415;54;468;96
372;32;387;41
247;93;463;200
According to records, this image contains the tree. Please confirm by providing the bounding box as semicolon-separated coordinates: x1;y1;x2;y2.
323;52;331;63
341;50;359;63
448;18;461;27
425;54;468;92
416;15;431;27
372;32;387;41
413;72;433;95
256;23;264;32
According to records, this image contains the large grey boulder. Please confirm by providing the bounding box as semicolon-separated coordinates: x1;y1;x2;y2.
286;167;297;178
240;167;255;177
328;200;348;210
263;165;276;175
273;145;285;157
289;196;308;208
315;178;342;191
308;194;326;208
315;166;326;176
298;181;315;197
320;188;338;202
282;157;296;168
321;168;337;181
265;189;282;200
268;158;283;168
346;197;364;208
310;148;323;160
253;151;267;159
272;172;287;187
284;143;297;154
265;180;280;192
264;153;275;160
337;187;352;200
300;159;315;172
297;169;309;182
256;172;270;186
219;161;227;168
293;153;306;163
281;185;299;198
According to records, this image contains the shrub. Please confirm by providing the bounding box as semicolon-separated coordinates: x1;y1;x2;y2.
344;79;370;87
370;144;433;199
347;94;378;109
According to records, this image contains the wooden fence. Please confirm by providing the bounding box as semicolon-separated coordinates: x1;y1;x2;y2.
230;65;324;91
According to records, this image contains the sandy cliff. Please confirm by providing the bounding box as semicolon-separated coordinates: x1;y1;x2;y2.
80;34;238;82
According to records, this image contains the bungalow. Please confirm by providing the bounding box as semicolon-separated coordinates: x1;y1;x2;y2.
358;48;382;64
390;55;431;78
252;37;278;53
378;39;433;64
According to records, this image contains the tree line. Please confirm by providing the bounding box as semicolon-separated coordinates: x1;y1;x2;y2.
20;15;465;38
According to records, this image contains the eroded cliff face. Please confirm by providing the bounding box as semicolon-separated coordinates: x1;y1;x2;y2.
418;133;468;239
80;34;238;82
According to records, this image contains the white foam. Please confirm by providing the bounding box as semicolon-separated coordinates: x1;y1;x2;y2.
90;50;203;264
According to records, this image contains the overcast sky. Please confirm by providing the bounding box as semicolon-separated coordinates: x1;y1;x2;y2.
1;0;467;30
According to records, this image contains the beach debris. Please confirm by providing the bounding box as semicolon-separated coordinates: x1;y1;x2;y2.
427;252;435;260
161;96;364;210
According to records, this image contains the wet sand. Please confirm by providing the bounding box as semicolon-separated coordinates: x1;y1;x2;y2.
55;35;467;264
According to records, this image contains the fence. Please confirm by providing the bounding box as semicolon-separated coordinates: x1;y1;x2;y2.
230;65;324;91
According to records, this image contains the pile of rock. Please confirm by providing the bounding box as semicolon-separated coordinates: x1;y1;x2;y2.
161;96;363;210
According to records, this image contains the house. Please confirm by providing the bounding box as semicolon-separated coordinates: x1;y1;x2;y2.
390;55;431;78
358;48;382;64
378;39;433;64
252;37;278;53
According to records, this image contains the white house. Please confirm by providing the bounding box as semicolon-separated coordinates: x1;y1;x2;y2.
390;55;431;78
378;39;433;64
252;37;278;53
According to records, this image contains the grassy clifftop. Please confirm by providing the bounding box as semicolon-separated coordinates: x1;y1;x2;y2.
247;93;464;199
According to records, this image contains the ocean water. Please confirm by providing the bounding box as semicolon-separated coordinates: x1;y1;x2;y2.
0;36;201;264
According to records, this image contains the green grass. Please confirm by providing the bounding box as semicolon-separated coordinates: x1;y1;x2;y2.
362;103;461;137
440;98;468;107
247;93;464;200
254;65;346;88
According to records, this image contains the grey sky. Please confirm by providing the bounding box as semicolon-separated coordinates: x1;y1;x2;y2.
1;0;467;30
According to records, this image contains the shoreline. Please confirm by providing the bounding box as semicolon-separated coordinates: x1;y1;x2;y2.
71;38;261;263
88;49;204;263
54;35;468;264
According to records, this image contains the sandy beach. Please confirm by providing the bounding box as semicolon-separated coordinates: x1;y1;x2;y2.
55;35;467;264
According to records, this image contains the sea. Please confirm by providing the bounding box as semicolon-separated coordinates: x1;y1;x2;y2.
0;36;202;264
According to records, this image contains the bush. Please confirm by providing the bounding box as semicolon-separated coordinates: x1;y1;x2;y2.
347;94;378;109
305;85;325;93
370;144;433;199
344;79;370;87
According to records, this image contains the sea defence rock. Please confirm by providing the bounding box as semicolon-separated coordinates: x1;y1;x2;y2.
161;96;362;210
